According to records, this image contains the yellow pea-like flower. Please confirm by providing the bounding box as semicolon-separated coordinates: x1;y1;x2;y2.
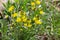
27;19;31;23
21;16;27;22
24;23;32;28
24;23;28;27
40;10;44;15
19;11;26;16
31;2;35;6
27;24;32;28
33;17;38;21
21;16;26;19
8;6;14;12
35;20;42;24
36;0;41;5
12;13;18;18
16;17;21;22
22;18;27;22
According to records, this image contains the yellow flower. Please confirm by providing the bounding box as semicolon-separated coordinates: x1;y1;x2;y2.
27;19;31;23
21;16;27;22
35;20;42;24
19;11;26;16
21;16;26;19
24;23;28;27
31;2;35;6
5;15;8;18
27;24;32;28
16;17;21;22
33;17;38;21
22;18;27;22
8;6;14;12
24;23;32;28
40;10;44;15
36;0;41;5
12;13;18;18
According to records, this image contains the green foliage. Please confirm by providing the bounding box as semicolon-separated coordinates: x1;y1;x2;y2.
0;0;60;40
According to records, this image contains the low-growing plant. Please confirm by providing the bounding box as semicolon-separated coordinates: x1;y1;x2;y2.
0;0;60;40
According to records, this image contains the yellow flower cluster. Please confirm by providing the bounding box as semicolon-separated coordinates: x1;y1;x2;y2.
19;11;27;22
31;0;44;15
24;23;32;28
16;17;21;22
40;10;44;15
24;19;32;28
8;6;14;12
11;10;43;28
33;17;42;24
7;0;44;28
36;0;41;5
31;0;41;6
11;12;18;18
31;2;35;6
31;0;41;10
35;20;42;24
13;11;32;28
